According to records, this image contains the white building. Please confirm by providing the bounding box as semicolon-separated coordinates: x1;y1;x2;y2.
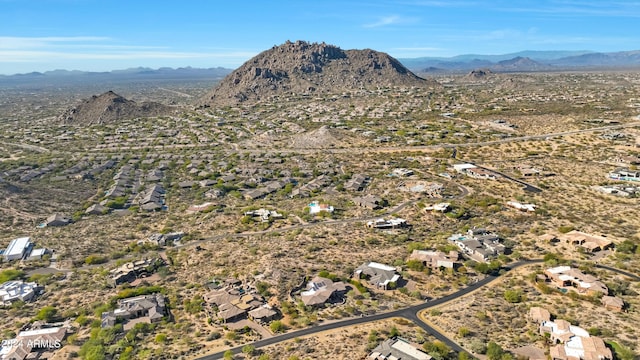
0;281;41;305
3;237;31;261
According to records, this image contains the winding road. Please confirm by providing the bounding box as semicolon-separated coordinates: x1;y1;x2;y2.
196;259;640;360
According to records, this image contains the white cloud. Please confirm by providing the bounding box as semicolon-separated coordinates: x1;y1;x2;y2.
0;36;111;49
363;15;416;28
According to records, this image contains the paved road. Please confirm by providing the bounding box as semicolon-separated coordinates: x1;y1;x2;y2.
196;259;640;359
472;164;542;193
595;264;640;281
196;260;542;360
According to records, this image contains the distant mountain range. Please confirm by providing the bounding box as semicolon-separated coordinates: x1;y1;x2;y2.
399;50;640;72
2;49;640;87
0;66;233;88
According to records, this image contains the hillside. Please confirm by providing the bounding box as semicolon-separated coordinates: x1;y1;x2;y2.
58;91;174;125
201;40;439;106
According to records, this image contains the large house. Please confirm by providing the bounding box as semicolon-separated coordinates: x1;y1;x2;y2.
0;281;43;306
108;258;165;286
448;228;505;262
203;282;274;324
558;231;614;252
300;276;347;307
101;293;167;330
3;237;31;261
354;262;401;290
543;266;609;295
540;319;612;360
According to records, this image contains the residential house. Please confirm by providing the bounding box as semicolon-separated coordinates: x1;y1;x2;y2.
354;262;401;290
423;203;450;212
108;258;165;286
247;306;277;324
0;322;70;360
506;201;536;212
593;184;640;197
344;174;370;191
558;231;614;252
466;167;498;180
448;229;505;262
244;209;284;222
528;307;551;324
608;168;640;182
3;237;31;261
366;218;408;229
353;195;383;210
543;266;609;295
291;175;330;198
136;184;166;211
540;319;612;360
44;214;72;227
0;281;42;306
409;250;460;269
392;168;414;177
308;201;334;215
85;203;109;215
300;276;348;307
601;296;625;312
368;337;432;360
204;284;270;324
101;293;167;330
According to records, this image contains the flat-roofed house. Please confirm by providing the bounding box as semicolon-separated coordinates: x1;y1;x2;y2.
4;237;31;261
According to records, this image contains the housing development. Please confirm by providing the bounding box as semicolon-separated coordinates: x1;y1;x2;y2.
0;40;639;360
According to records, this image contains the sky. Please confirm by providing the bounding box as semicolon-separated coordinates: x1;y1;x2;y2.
1;0;640;74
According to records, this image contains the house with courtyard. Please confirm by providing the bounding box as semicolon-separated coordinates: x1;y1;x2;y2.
203;282;273;324
448;228;505;262
543;266;609;296
539;318;612;360
558;231;614;253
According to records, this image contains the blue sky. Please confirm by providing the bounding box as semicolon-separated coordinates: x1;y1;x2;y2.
1;0;639;74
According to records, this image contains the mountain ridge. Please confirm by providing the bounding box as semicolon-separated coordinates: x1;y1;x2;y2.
200;40;439;106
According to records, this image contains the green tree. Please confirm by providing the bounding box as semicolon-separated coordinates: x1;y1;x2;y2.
617;240;637;254
242;344;256;356
270;320;285;333
487;341;505;360
35;306;57;322
503;289;523;303
223;350;234;360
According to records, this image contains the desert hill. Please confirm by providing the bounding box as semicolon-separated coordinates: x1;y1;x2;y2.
201;40;439;106
59;91;173;125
